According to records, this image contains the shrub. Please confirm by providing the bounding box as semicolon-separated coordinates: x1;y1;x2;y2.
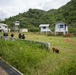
47;32;55;36
28;28;39;32
64;33;73;37
73;32;76;37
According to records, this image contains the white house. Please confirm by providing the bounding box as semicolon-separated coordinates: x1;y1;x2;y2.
20;28;28;32
0;23;9;32
55;22;68;35
14;21;20;31
39;24;51;33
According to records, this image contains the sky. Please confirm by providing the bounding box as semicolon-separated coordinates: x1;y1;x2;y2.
0;0;71;20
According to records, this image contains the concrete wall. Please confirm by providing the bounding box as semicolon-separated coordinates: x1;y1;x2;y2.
0;36;50;51
24;40;50;51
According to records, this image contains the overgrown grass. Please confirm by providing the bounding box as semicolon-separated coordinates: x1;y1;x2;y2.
0;32;76;75
0;39;48;75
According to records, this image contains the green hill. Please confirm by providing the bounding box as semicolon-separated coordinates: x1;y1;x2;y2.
3;0;76;32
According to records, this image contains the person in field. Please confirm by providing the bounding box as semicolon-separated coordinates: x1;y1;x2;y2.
11;33;14;37
22;34;25;39
18;33;22;39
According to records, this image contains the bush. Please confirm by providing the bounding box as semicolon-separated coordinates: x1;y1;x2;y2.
64;33;73;37
28;28;39;32
47;32;55;36
73;32;76;37
69;28;76;33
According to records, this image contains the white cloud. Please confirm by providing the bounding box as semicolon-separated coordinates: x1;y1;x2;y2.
0;10;8;20
0;0;71;20
43;0;71;10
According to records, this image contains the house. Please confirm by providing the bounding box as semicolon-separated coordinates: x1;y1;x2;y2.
55;22;68;35
20;28;28;32
39;24;51;33
0;23;9;32
14;21;20;31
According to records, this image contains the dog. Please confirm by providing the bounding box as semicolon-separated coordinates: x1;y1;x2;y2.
52;47;59;53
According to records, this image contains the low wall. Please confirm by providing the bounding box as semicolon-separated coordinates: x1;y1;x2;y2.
0;36;50;51
0;36;16;41
24;40;50;51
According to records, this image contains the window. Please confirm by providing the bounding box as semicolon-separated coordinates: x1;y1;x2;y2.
5;26;7;28
43;27;46;29
60;25;63;28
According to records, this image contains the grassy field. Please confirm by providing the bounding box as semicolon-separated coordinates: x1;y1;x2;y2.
0;32;76;75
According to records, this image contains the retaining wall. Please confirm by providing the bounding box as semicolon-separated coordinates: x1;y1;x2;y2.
0;36;50;50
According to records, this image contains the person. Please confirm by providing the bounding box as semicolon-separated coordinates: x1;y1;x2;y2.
18;33;22;39
22;34;25;39
3;32;8;40
3;32;6;36
3;32;8;36
6;33;8;36
11;33;14;37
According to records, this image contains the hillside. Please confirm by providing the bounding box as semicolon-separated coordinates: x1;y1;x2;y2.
3;0;76;32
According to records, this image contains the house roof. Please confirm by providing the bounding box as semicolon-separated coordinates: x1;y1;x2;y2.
39;24;50;27
0;23;8;26
55;22;66;26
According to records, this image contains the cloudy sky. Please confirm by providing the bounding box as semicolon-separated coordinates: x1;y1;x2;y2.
0;0;71;20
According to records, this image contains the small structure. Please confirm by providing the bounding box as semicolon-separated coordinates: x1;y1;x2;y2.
39;24;51;34
0;23;9;32
14;21;20;32
20;28;28;32
55;22;68;35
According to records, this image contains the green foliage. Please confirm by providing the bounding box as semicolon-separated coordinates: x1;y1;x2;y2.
69;27;76;33
0;39;48;75
28;27;39;32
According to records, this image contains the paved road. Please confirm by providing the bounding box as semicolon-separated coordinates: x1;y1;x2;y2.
0;58;23;75
0;67;8;75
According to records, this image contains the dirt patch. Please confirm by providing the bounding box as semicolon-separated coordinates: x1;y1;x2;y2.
0;67;8;75
65;38;73;42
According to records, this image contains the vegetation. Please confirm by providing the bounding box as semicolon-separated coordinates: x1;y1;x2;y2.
1;0;76;32
0;32;76;75
0;39;47;75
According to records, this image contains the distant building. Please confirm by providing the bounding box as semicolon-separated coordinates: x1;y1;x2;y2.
14;21;20;32
39;24;51;33
55;22;68;35
0;23;9;32
20;28;28;32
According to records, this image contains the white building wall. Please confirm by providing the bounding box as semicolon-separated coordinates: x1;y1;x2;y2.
55;23;68;35
41;27;50;32
39;24;51;32
0;24;8;32
20;29;28;32
66;26;68;32
55;25;65;32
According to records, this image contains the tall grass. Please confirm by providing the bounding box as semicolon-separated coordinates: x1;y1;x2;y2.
0;39;48;75
0;33;76;75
